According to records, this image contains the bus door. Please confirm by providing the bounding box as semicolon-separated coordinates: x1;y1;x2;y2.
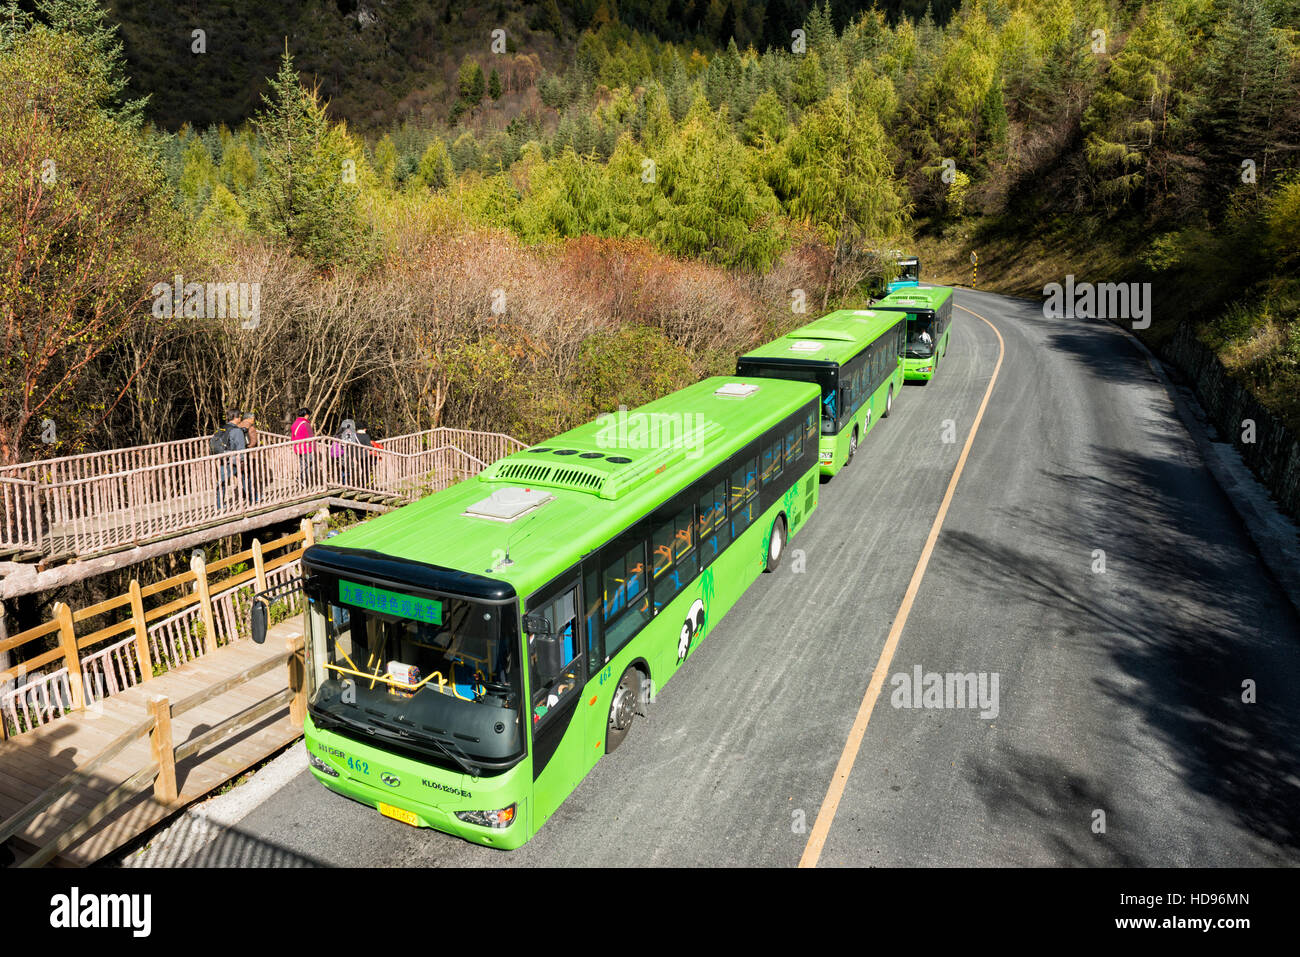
526;577;586;827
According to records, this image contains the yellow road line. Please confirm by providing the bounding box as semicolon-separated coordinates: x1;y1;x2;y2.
798;301;1006;868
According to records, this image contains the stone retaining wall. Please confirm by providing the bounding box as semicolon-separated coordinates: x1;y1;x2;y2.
1163;323;1300;521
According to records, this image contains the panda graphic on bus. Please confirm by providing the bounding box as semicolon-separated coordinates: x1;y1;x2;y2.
677;598;706;662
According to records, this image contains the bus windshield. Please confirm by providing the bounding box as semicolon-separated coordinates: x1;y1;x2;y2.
897;260;919;282
906;315;937;358
735;360;839;434
305;578;524;770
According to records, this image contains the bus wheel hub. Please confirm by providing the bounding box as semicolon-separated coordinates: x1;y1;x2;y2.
611;683;636;730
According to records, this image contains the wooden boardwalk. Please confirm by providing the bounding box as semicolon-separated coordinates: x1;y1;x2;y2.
0;427;525;569
0;619;305;868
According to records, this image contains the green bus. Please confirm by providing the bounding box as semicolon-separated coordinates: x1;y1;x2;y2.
735;310;905;477
259;376;821;849
886;256;920;295
871;285;954;382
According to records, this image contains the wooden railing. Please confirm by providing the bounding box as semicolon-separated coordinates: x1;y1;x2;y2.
0;474;42;553
0;427;525;559
0;435;211;486
0;634;306;868
0;523;313;740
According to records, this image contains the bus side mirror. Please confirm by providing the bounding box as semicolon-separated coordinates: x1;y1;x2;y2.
251;600;268;644
525;614;562;682
535;635;563;684
248;575;304;646
523;614;552;636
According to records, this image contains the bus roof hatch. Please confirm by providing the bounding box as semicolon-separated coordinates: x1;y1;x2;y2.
463;486;555;522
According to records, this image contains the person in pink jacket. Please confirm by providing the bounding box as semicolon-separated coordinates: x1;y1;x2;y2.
291;407;316;488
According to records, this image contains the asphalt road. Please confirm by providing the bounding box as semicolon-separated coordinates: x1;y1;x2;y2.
147;288;1300;867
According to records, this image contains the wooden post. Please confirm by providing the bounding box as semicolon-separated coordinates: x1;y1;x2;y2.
0;599;8;741
54;602;85;712
252;537;267;593
129;579;153;683
287;634;306;729
148;695;178;804
301;516;315;549
190;551;217;654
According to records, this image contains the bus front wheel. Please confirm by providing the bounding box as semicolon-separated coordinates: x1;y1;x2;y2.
883;386;894;418
606;667;640;753
846;428;859;466
765;515;787;573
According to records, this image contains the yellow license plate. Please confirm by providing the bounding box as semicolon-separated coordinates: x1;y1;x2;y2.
378;802;419;827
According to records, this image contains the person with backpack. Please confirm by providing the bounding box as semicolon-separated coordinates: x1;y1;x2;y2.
331;418;359;486
355;421;382;489
214;410;247;510
291;407;316;489
240;412;261;505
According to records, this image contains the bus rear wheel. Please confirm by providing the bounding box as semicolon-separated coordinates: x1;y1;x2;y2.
606;667;640;753
765;515;787;573
883;386;894;418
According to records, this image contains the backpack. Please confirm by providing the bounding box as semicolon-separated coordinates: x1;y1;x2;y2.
209;426;230;455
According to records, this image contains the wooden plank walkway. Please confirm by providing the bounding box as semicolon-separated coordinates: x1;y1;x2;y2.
1;427;525;563
0;619;305;867
43;481;304;554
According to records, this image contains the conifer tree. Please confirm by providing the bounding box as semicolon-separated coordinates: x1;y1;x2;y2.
373;134;398;185
249;48;368;266
781;68;908;306
1193;0;1295;197
1;0;145;123
1083;2;1195;211
418;138;454;189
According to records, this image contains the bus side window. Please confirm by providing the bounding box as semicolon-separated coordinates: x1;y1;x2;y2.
529;587;580;723
786;424;801;465
651;522;674;580
652;507;696;609
584;567;603;672
730;457;759;538
603;540;650;657
761;436;784;487
699;480;730;566
696;485;718;542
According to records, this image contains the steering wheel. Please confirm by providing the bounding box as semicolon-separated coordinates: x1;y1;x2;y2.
478;677;513;702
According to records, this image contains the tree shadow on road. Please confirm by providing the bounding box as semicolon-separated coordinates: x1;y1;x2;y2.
115;811;326;867
1042;320;1158;388
939;438;1300;863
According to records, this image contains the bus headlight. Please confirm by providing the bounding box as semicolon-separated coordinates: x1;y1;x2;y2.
455;804;517;828
308;752;340;778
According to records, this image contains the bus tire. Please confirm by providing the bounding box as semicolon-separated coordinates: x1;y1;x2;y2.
883;386;894;418
765;514;787;573
606;667;640;753
846;428;859;466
